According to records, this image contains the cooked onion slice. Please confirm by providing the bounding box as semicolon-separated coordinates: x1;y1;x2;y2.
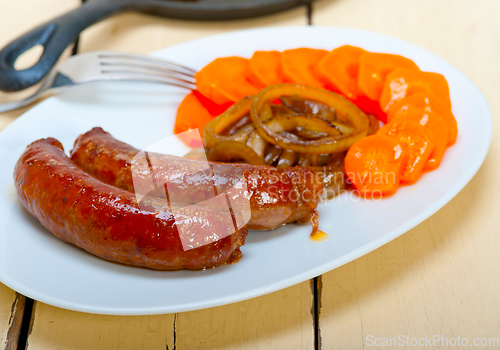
250;84;370;154
205;141;265;165
203;97;253;149
264;144;282;165
367;114;380;135
321;170;346;199
246;130;267;159
308;154;346;199
280;96;354;134
276;149;297;168
264;114;342;140
280;95;337;120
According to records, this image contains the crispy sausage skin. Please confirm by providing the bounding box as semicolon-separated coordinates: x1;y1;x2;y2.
14;138;247;270
70;127;323;230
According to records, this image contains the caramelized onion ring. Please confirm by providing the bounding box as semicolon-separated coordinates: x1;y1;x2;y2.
264;114;342;141
367;114;380;135
205;141;265;165
276;150;297;168
203;97;253;149
308;154;346;199
250;84;370;154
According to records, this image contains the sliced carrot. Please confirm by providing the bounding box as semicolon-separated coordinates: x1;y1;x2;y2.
391;109;449;171
280;48;328;88
195;56;260;105
248;51;284;87
357;52;419;101
379;68;451;112
387;92;457;145
314;45;366;99
174;92;214;148
377;120;435;184
345;134;409;197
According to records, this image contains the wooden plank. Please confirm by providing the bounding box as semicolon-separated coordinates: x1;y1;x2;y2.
0;1;80;48
313;0;500;348
27;303;176;350
27;282;314;350
171;282;314;350
0;284;26;350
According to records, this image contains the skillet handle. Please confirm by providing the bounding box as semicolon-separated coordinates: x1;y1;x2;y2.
0;0;128;92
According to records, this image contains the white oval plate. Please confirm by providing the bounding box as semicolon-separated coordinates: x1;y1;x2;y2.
0;27;491;315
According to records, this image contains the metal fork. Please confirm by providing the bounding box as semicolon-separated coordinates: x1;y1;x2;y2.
0;51;197;113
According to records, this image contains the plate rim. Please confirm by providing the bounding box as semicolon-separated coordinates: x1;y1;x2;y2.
0;25;492;315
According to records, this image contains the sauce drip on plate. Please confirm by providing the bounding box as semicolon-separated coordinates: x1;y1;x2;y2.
311;229;329;242
309;210;329;241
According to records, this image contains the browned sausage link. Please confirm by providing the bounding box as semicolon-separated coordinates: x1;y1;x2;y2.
70;128;323;230
14;138;248;270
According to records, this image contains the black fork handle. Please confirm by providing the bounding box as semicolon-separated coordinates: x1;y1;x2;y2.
0;0;131;92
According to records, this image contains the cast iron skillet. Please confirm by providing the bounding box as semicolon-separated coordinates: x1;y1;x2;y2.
0;0;313;92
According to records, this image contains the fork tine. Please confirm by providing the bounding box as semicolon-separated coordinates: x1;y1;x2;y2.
97;52;199;90
98;53;197;76
100;70;196;90
100;61;196;84
101;69;197;88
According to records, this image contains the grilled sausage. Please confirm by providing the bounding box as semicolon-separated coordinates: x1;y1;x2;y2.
70;127;323;230
14;138;247;270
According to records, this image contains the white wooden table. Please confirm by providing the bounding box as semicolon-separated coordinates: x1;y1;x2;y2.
1;1;499;349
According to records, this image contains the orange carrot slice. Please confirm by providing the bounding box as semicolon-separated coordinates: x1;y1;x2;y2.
377;120;435;184
248;51;284;87
391;109;449;171
314;45;366;99
357;52;419;101
280;48;328;88
379;68;451;112
387;92;457;146
195;56;260;105
345;134;409;197
174;92;214;148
